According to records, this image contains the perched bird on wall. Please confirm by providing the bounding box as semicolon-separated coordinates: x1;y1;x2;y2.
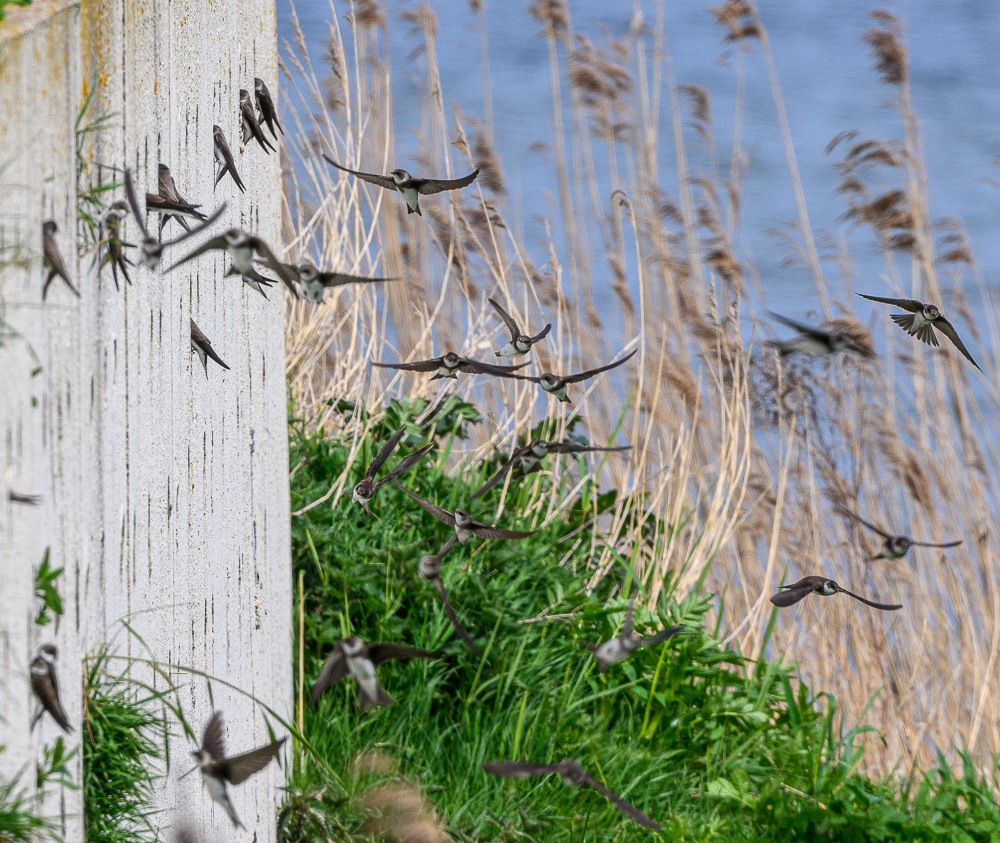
482;759;662;830
770;576;902;610
858;293;981;370
123;170;225;271
42;220;79;300
30;643;72;733
418;537;481;654
240;89;276;154
584;597;684;673
98;201;133;290
505;349;637;403
323;155;480;215
190;319;230;374
373;351;528;381
167;228;296;297
214;125;246;193
837;507;962;561
352;428;435;516
310;636;445;710
393;483;536;546
471;439;630;499
488;298;551;358
766;312;875;359
254;78;283;140
149;165;207;237
189;711;286;828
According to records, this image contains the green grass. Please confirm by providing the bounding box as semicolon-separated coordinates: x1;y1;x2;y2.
282;398;1000;841
0;0;31;24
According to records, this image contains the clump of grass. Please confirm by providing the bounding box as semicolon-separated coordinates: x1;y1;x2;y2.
0;760;53;843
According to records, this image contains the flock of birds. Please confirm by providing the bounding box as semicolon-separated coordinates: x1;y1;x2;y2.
22;62;982;836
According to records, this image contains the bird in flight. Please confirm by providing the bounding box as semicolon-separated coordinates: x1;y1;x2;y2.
584;596;684;673
166;228;295;297
767;312;875;359
394;483;536;545
373;351;528;381
352;428;435;516
770;576;902;610
505;349;637;403
837;507;962;561
418;537;481;654
488;297;551;358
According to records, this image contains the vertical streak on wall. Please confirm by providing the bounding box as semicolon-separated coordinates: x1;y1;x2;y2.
1;0;291;840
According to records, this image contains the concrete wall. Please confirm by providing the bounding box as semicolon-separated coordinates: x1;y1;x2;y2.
0;2;291;841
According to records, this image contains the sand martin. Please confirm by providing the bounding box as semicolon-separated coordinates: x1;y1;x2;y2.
770;576;902;610
190;711;286;828
323;155;480;216
488;298;552;358
837;507;962;561
123;169;225;271
214;125;246;193
394;483;536;545
30;644;72;733
858;293;981;370
471;440;630;499
190;319;230;374
98;201;134;290
151;164;207;237
482;759;661;830
254;78;283;140
292;261;397;303
585;597;684;674
167;228;295;297
353;428;435;515
373;351;528;381
42;220;79;300
506;349;637;403
767;312;876;359
310;636;445;710
240;89;275;154
418;536;481;654
8;490;42;505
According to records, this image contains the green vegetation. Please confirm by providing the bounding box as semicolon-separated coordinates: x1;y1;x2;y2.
0;736;75;843
283;402;1000;840
0;1;31;24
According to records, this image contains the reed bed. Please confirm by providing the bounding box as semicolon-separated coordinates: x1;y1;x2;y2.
280;0;1000;776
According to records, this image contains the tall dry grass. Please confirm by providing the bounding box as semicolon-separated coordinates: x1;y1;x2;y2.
279;0;1000;775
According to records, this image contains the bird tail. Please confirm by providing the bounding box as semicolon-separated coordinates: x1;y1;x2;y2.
407;204;421;216
890;313;917;334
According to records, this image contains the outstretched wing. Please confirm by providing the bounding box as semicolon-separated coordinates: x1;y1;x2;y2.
835;585;903;611
123;169;151;239
366;643;444;666
468;522;535;540
934;317;982;371
581;774;663;830
548;443;630;456
372;358;444;373
640;626;685;648
164;234;231;273
469;446;531;500
310;645;349;705
481;761;561;779
770;581;818;607
563;349;638;384
457;357;531;376
201;711;227;761
160;203;227;249
364;428;407;481
248;235;298;289
768;311;831;343
837;507;892;540
434;580;482;654
376;443;436;487
528;323;553;343
415;169;480;195
910;538;962;549
857;293;923;313
216;737;286;785
393;483;458;527
488;297;521;340
323;155;397;190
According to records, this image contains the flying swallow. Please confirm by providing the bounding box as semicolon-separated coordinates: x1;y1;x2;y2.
584;597;684;674
190;319;230;374
191;711;286;828
166;228;295;297
8;490;42;505
393;483;535;545
770;576;902;610
214;125;246;193
471;440;630;499
30;644;72;733
254;78;283;140
123;170;225;271
488;298;551;358
240;89;276;154
481;759;661;830
151;164;207;237
323;155;480;216
766;312;875;359
352;428;435;516
291;261;397;303
41;220;79;300
418;536;481;654
98;201;134;290
373;351;528;381
837;507;962;561
310;635;445;710
506;349;637;403
858;293;981;370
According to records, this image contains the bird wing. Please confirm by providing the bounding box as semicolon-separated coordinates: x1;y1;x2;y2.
393;483;458;526
434;580;482;654
834;585;903;610
563;348;638;384
640;626;685;647
768;312;831;343
622;597;636;636
769;580;819;607
934;316;982;370
201;711;227;761
910;538;963;549
372;357;445;373
123;169;151;239
248;236;297;289
837;507;892;539
317;270;396;288
469;446;531;500
42;660;72;732
482;761;561;778
366;643;444;666
528;323;553;343
488;297;521;340
581;775;663;830
376;443;436;487
164;232;231;272
415;169;480;195
364;428;407;481
146;194;204;216
322;155;397;190
215;737;286;785
161;203;227;249
458;357;531;376
548;443;630;456
468;521;535;540
857;294;923;313
310;645;349;704
190;320;230;370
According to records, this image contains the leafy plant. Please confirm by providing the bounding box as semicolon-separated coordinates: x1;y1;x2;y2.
34;548;63;627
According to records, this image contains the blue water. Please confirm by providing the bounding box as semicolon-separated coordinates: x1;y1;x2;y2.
278;0;1000;327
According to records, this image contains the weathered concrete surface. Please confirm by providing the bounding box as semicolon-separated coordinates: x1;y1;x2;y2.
0;1;291;841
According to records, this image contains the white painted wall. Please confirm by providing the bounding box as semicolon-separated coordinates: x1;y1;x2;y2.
0;1;291;841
